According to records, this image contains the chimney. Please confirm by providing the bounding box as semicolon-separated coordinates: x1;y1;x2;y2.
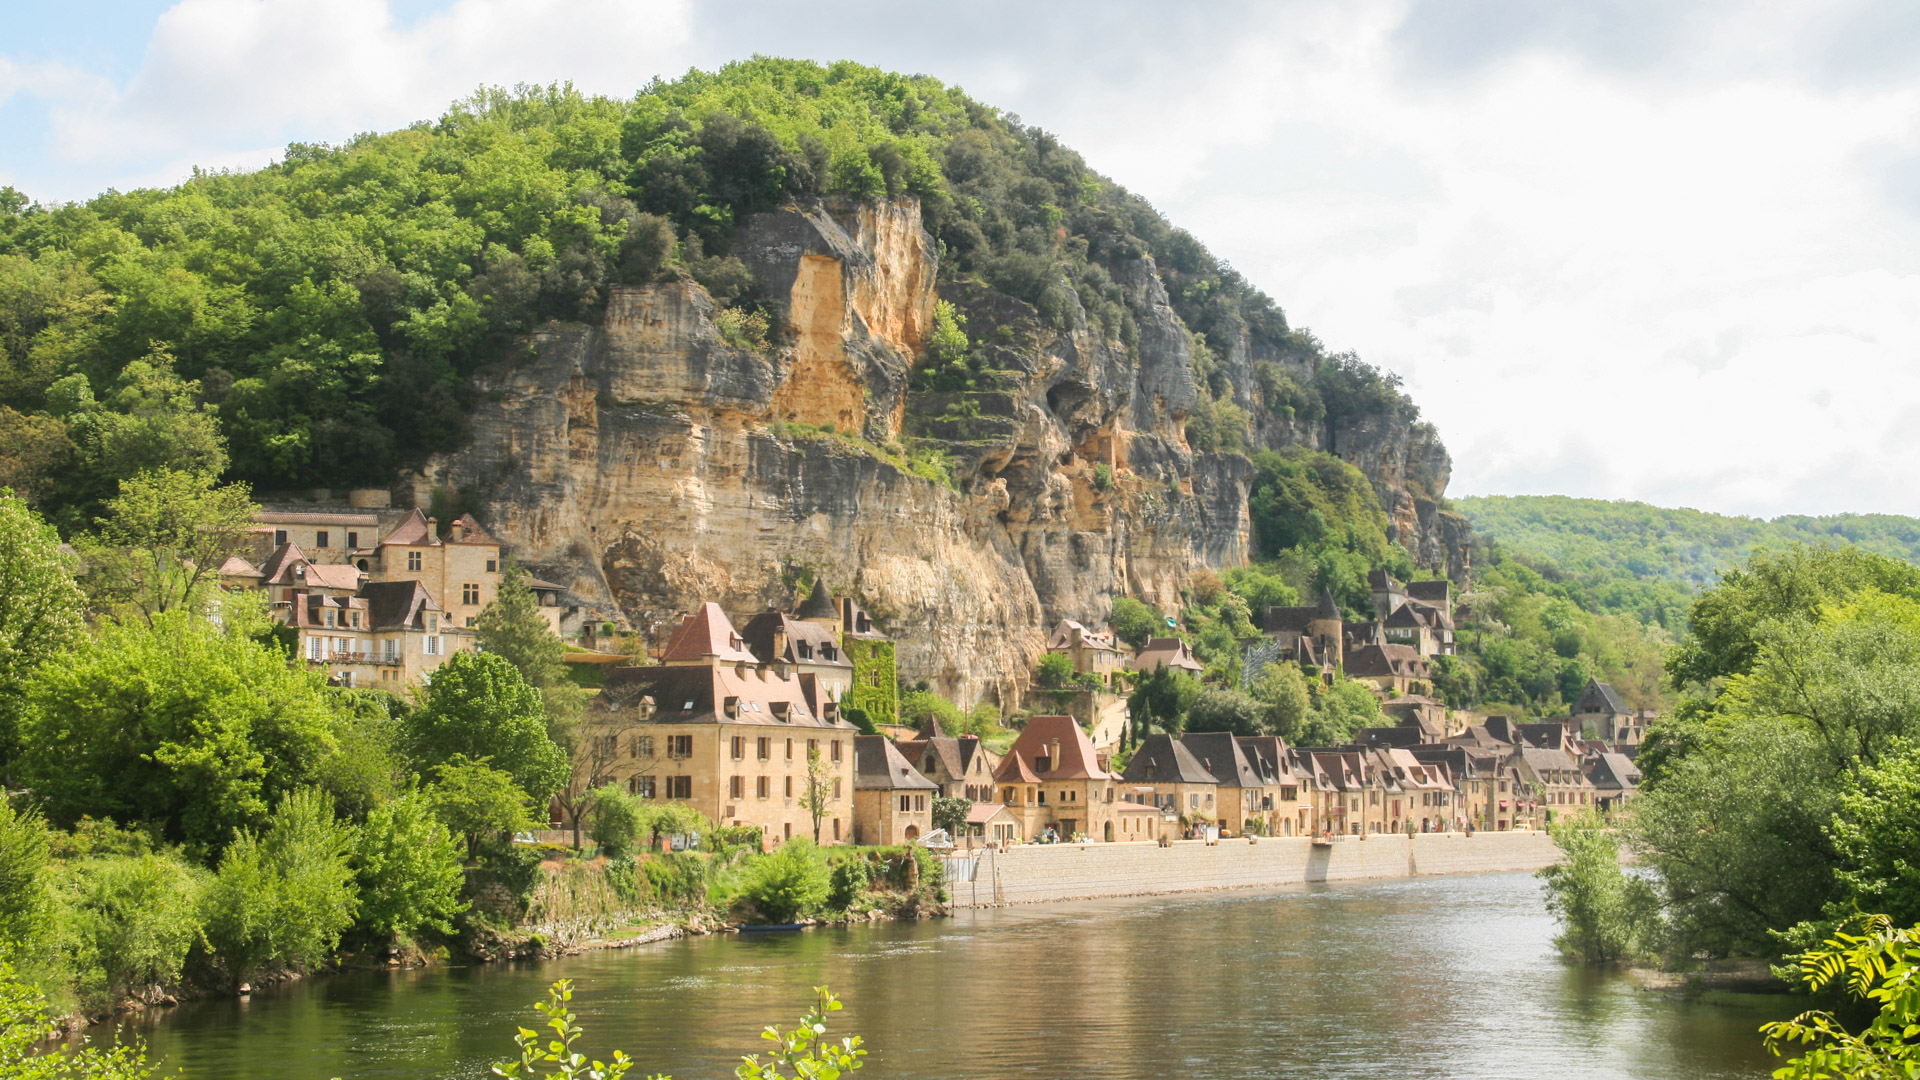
450;518;465;541
426;516;438;539
1049;738;1061;773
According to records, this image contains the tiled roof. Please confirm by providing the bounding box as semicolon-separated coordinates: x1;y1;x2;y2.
739;612;851;669
1344;643;1430;679
1048;619;1122;652
379;508;438;547
966;801;1016;825
219;555;262;578
1135;637;1204;673
661;603;759;665
447;514;498;545
360;580;439;630
854;735;937;790
994;715;1110;783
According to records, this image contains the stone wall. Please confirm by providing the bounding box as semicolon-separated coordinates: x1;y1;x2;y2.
945;830;1559;908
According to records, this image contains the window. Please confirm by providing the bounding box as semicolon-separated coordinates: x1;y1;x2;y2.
666;776;692;799
307;636;321;660
756;776;770;799
807;739;817;758
316;530;330;548
899;794;912;812
830;740;842;763
832;778;841;799
632;736;653;758
630;776;656;798
833;819;840;840
914;795;926;812
465;617;476;627
1190;794;1199;809
407;551;422;572
757;737;770;760
785;776;794;797
346;531;358;548
668;735;693;758
594;735;618;759
485;556;498;573
785;739;793;760
425;636;440;656
350;612;360;629
382;640;397;662
730;776;744;799
274;530;288;546
731;736;744;760
462;583;480;605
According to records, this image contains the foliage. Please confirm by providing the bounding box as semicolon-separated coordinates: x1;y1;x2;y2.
0;492;83;772
0;958;155;1080
735;987;866;1080
77;468;256;623
476;565;587;749
1127;667;1200;738
1762;914;1920;1080
637;803;709;849
425;756;539;860
352;790;468;943
18;611;345;851
53;851;204;1011
931;795;970;836
1185;687;1269;737
1537;813;1662;964
825;856;872;912
1109;596;1162;649
841;638;897;728
1034;651;1077;689
585;784;645;857
1827;742;1920;936
0;799;52;947
899;688;965;734
737;839;829;924
1247;662;1312;741
199;788;359;982
1302;679;1382;747
405;651;569;802
800;747;833;846
492;979;650;1080
641;852;711;906
913;300;977;391
1246;450;1408;588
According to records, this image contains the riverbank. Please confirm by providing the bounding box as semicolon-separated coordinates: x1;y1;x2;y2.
945;830;1561;907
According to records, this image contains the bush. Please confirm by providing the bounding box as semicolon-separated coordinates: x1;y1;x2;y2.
1110;597;1162;649
584;785;645;857
1035;651;1077;689
351;791;467;945
737;840;829;924
1538;812;1663;964
641;852;710;907
826;856;872;912
53;852;204;1011
0;957;155;1079
199;789;358;983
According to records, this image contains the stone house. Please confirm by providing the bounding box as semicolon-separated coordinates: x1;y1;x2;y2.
852;735;936;845
1178;731;1273;835
965;801;1024;845
1513;745;1592;825
1409;746;1500;831
1046;619;1127;690
278;579;464;690
1262;588;1347;670
252;507;384;565
1571;677;1654;747
992;715;1119;842
740;608;855;700
586;604;857;846
1133;637;1205;676
1120;734;1220;829
895;724;998;802
1377;748;1457;833
1344;643;1434;697
1234;736;1314;837
1585;751;1642;813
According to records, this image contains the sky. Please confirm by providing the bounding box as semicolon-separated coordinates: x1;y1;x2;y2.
4;0;1919;520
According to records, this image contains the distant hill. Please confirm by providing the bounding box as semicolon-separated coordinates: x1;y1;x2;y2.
1455;495;1920;588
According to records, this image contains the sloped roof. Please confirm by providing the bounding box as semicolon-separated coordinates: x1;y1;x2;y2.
1122;734;1218;785
1316;586;1341;620
598;663;851;729
1179;732;1264;788
912;736;968;782
360;579;438;630
796;579;837;621
303;563;363;591
1345;643;1430;679
219;555;263;579
1048;619;1122;653
1576;678;1631;715
257;541;308;583
1587;751;1642;791
740;612;851;669
1263;605;1320;634
995;714;1110;782
854;735;937;790
1136;637;1204;674
661;603;759;665
1406;580;1451;607
447;514;498;545
255;510;380;527
966;801;1017;826
379;508;439;547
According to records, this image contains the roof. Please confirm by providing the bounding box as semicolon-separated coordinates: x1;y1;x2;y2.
1587;752;1642;791
598;664;853;729
796;579;838;621
1575;678;1631;716
254;510;380;527
1135;637;1204;674
994;715;1111;783
219;555;263;579
1179;732;1265;788
661;603;760;665
1406;579;1451;606
1048;619;1122;653
838;596;887;640
446;514;498;545
359;580;440;630
1517;722;1570;750
1316;587;1341;620
379;508;439;547
966;801;1017;826
910;735;969;782
1122;734;1218;785
1262;605;1320;634
1519;745;1583;776
257;541;308;583
1344;643;1431;679
854;735;937;790
739;612;851;669
1367;569;1402;592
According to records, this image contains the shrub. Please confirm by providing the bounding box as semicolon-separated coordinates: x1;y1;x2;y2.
1537;812;1663;964
1035;651;1077;689
53;852;204;1012
584;785;645;857
1092;463;1114;491
826;857;872;912
199;789;358;982
0;958;155;1079
641;852;710;907
738;840;829;924
352;791;467;945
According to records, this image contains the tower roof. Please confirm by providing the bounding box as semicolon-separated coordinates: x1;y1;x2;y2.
661;603;760;665
796;578;837;621
1316;586;1341;621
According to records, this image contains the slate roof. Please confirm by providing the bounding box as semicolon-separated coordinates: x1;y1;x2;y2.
1344;643;1430;679
1406;580;1451;606
739;611;851;669
661;603;760;665
219;555;263;579
379;508;438;547
1517;722;1570;750
1121;734;1218;785
1262;605;1320;634
1180;731;1266;788
854;735;937;790
598;663;853;729
1587;752;1642;791
796;579;838;621
360;579;439;630
1575;678;1631;716
446;514;498;545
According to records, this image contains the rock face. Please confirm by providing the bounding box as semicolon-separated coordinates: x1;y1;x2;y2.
416;197;1468;704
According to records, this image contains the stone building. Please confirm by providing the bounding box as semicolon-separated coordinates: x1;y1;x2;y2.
852;734;936;845
280;580;462;689
1133;637;1205;676
992;715;1119;842
1046;619;1127;690
1120;734;1219;828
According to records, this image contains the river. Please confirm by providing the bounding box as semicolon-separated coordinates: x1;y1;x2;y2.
128;871;1788;1079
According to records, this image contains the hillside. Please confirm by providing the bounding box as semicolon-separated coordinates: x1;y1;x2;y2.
0;59;1466;702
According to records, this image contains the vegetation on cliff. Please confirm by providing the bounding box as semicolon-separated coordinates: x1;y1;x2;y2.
0;57;1418;530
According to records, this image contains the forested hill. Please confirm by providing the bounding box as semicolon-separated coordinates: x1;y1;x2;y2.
1456;495;1920;587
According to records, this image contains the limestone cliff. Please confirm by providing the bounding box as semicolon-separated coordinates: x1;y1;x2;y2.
415;197;1468;703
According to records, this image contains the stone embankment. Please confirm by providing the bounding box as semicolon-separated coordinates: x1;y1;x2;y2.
944;831;1559;908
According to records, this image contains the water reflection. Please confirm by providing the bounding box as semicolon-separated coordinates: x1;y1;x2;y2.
132;872;1785;1080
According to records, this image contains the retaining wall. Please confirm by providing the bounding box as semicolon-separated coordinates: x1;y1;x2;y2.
945;831;1560;908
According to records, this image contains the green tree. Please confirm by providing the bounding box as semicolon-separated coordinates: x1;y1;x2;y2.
1185;687;1269;737
1248;662;1312;741
1301;678;1381;746
1034;651;1077;689
427;756;538;860
79;468;257;624
404;651;568;803
584;784;645;857
476;565;587;746
18;613;343;851
54;852;205;1013
199;789;359;984
738;839;829;924
0;799;51;948
1109;597;1161;649
1537;812;1662;964
0;492;83;774
931;795;970;836
1127;667;1200;739
801;747;832;846
1763;914;1920;1079
352;791;468;945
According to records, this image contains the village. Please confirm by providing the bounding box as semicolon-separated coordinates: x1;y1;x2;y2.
221;493;1650;858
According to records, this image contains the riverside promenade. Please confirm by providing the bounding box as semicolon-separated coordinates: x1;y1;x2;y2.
943;830;1560;908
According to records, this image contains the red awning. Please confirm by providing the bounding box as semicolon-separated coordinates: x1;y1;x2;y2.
1499;800;1510;809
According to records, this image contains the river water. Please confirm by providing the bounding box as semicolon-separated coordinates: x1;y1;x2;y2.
128;871;1788;1079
